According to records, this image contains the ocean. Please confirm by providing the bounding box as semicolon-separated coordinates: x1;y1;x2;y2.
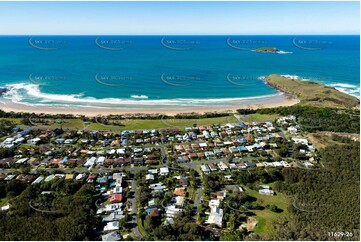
0;35;359;109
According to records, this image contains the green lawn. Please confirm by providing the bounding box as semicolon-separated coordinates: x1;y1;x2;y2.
19;143;37;149
1;115;238;131
0;197;8;207
239;113;280;122
0;117;23;125
65;116;238;131
187;187;197;201
137;216;146;237
244;183;288;237
161;116;238;127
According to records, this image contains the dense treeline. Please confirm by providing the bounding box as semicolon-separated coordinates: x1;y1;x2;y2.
272;141;360;241
203;168;284;194
0;180;101;241
238;106;360;133
150;215;210;241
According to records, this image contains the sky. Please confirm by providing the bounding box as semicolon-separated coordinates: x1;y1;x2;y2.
0;1;359;35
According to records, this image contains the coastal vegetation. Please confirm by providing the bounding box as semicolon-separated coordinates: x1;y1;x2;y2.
0;110;237;131
265;74;359;108
238;106;360;133
0;115;237;132
0;179;101;240
0;110;231;120
273;140;360;241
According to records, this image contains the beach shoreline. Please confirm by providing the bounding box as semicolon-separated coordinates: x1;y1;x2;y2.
0;96;300;117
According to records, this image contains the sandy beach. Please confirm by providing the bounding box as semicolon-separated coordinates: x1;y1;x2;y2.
0;96;299;117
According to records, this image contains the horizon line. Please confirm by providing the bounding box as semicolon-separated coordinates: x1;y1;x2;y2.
0;34;359;36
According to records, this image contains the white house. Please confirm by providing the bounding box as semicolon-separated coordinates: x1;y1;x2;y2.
259;185;274;195
287;126;298;134
32;176;44;184
174;196;185;207
159;167;169;176
146;174;155;181
217;162;228;171
199;143;208;148
84;157;96;167
103;221;119;232
209;199;220;208
76;173;86;180
201;165;210;173
102;231;122;241
96;156;106;166
292;138;309;145
165;205;182;218
205;207;223;227
116;148;125;155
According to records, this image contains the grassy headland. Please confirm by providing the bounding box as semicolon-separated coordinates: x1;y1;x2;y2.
265;74;359;109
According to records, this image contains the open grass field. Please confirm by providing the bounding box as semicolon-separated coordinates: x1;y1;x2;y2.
266;74;359;108
307;131;360;150
3;115;238;131
137;216;147;237
0;117;23;125
0;197;8;207
238;113;280;122
244;183;289;237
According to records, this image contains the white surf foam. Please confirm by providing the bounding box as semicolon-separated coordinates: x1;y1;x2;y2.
328;83;360;98
277;51;293;54
131;95;148;99
281;74;300;80
2;82;284;107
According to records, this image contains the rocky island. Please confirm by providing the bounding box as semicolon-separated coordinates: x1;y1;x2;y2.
255;47;280;53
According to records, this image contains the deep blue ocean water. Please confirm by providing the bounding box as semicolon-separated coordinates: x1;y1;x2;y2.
0;35;359;108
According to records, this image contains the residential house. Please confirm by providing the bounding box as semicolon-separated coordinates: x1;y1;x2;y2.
159;167;169;176
205;207;223;227
103;221;119;232
102;231;122;241
201;165;210;173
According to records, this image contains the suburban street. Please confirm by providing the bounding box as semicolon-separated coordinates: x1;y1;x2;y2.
0;156;264;175
130;178;142;239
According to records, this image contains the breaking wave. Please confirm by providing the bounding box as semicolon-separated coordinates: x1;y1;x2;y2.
1;82;284;108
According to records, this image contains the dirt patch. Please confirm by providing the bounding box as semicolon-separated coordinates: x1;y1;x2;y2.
240;217;257;231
